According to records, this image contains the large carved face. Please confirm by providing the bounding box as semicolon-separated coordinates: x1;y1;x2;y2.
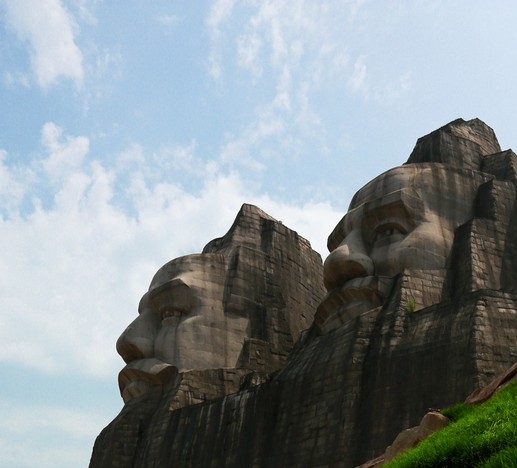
316;164;487;331
116;253;249;402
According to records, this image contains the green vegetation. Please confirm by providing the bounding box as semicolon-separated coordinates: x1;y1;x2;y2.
404;297;417;313
383;381;517;468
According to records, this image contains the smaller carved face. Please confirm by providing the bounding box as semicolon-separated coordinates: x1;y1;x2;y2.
317;164;486;331
116;253;249;402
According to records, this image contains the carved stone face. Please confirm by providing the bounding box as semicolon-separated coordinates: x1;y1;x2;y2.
116;253;249;402
317;164;487;331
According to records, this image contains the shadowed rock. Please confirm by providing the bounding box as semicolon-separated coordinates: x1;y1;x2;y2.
407;117;501;169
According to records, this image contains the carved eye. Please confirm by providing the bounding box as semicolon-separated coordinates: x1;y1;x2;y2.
160;308;183;322
372;224;406;243
149;280;194;323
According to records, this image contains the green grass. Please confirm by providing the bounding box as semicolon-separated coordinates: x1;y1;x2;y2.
383;381;517;468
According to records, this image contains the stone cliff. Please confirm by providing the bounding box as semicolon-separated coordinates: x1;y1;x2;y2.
90;118;517;468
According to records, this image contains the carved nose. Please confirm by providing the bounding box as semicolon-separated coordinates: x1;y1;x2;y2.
116;318;155;364
323;240;374;291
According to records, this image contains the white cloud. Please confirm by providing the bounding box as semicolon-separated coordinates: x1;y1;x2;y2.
1;0;84;88
41;122;90;183
383;71;412;101
237;32;263;78
219;108;284;171
347;0;369;24
206;0;237;37
0;123;341;381
3;70;31;88
0;149;30;216
347;55;368;95
157;14;181;29
204;1;371;178
72;0;98;25
1;400;103;438
0;400;105;468
153;140;198;174
206;0;237;79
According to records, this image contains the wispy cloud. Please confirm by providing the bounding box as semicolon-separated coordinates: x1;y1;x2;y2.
0;400;105;468
1;0;84;88
347;55;368;95
237;31;263;79
205;0;237;79
1;400;104;438
3;70;31;88
204;0;414;174
157;14;182;31
205;1;361;176
41;122;90;182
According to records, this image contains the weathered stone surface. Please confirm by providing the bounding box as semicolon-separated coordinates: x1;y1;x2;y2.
90;118;517;468
466;359;517;404
383;411;449;462
114;203;325;405
361;354;517;467
89;203;325;466
406;117;501;170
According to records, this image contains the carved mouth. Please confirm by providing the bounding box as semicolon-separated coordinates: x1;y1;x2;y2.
118;358;177;403
314;276;394;333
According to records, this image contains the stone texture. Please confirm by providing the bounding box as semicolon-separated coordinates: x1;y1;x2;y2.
358;410;449;467
406;117;501;170
90;118;517;468
114;203;325;405
384;411;449;462
90;203;325;466
466;359;517;404
361;349;517;467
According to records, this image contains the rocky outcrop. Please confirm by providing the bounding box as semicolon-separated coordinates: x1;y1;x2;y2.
357;411;450;467
466;359;517;404
90;119;517;468
406;117;501;170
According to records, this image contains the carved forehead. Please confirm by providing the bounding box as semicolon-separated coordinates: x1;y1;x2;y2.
149;253;228;291
328;164;489;251
349;165;419;209
351;164;488;207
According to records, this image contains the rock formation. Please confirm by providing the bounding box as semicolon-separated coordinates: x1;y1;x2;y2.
90;118;517;468
90;203;325;465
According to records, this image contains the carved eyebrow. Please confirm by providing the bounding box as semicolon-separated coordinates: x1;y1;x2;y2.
146;278;194;312
137;279;193;315
148;278;189;298
327;190;423;252
361;200;412;238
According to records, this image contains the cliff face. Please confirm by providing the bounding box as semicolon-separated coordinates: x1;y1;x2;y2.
90;119;517;468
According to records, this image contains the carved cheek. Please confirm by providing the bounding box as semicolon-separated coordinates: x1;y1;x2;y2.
369;233;429;276
153;318;188;365
154;307;208;360
383;230;449;273
154;324;177;357
370;244;406;277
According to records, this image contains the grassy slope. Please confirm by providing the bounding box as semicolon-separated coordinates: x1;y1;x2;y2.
383;381;517;468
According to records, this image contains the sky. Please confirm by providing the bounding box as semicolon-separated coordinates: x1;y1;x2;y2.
1;1;517;467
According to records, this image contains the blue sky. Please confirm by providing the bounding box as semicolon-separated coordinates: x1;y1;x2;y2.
1;1;517;467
